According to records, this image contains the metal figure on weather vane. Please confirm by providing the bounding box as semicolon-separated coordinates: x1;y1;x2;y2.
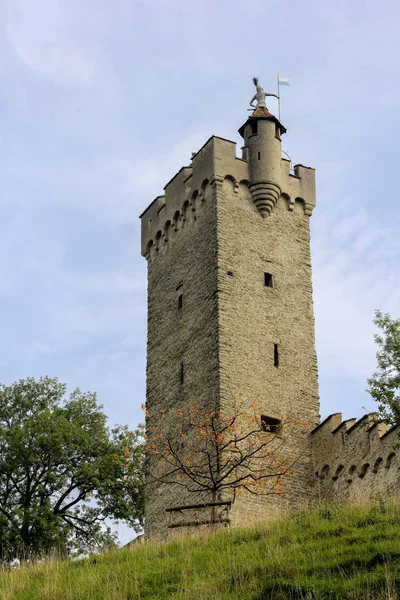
249;77;279;109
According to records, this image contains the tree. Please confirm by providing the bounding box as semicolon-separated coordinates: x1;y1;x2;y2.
145;401;309;524
368;310;400;426
0;377;144;561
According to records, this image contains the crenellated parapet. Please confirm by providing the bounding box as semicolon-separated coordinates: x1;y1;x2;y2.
311;413;400;503
140;128;316;261
140;136;247;261
282;161;316;216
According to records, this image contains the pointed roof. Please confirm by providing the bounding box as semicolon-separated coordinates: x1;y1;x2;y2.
238;106;286;138
250;106;274;118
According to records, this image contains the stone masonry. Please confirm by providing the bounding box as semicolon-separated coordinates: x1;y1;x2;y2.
140;103;400;538
312;413;399;504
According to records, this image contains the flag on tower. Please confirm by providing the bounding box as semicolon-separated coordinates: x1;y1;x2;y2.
278;76;290;86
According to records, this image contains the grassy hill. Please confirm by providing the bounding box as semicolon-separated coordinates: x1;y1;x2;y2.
1;501;400;599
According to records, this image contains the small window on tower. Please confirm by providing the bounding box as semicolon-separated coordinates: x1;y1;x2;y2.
261;415;281;433
274;344;279;367
251;121;258;135
178;294;183;310
258;152;261;160
180;362;184;385
264;273;273;287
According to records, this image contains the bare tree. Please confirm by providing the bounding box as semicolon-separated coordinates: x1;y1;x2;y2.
145;401;309;524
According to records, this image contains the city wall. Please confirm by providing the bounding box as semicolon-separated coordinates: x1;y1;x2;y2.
311;413;400;504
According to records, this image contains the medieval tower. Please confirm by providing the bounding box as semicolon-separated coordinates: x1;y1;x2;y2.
140;82;400;538
140;81;320;538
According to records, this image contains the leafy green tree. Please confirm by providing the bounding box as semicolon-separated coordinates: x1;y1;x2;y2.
0;377;144;561
368;310;400;425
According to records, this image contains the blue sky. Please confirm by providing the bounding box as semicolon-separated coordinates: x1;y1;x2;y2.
1;0;400;541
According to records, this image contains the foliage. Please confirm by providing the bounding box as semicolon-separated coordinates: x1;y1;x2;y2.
2;502;400;599
0;377;145;561
145;401;309;520
368;310;400;425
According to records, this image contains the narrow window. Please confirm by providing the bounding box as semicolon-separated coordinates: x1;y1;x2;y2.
251;121;258;135
264;272;273;287
257;152;261;160
178;294;183;310
180;362;184;384
261;415;281;433
274;344;279;367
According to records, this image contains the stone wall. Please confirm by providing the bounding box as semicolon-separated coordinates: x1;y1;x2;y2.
143;180;219;538
141;137;250;538
311;413;400;504
216;178;320;526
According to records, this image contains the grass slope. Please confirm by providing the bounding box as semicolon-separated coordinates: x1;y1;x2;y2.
1;502;400;599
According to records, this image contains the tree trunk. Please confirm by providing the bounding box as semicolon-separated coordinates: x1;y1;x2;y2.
210;489;217;525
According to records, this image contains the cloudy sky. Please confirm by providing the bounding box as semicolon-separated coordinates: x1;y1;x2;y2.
1;0;400;540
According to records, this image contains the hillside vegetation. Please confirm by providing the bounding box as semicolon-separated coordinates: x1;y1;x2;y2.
1;501;400;599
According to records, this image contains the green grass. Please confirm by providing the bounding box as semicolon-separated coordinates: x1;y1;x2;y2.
1;501;400;599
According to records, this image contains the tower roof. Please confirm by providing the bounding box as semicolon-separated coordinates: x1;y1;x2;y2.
238;106;286;138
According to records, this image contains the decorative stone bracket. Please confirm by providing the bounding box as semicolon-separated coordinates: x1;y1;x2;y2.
250;180;281;217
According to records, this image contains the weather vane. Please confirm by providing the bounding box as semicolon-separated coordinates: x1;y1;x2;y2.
249;77;279;109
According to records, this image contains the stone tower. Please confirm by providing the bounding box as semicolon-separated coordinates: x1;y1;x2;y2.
140;96;320;538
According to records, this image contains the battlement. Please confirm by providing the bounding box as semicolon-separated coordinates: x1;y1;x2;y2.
311;413;400;503
140;136;247;259
140;131;316;261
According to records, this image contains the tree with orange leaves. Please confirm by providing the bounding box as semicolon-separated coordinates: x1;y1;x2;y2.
145;401;309;524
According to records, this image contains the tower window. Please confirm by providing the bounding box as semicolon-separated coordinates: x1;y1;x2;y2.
261;415;281;433
264;273;273;287
251;121;258;135
180;362;184;385
178;294;183;310
257;152;261;160
274;344;279;368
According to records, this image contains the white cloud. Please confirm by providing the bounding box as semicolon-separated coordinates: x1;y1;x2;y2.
313;197;400;384
2;131;211;226
4;0;103;86
83;272;146;296
19;341;52;361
